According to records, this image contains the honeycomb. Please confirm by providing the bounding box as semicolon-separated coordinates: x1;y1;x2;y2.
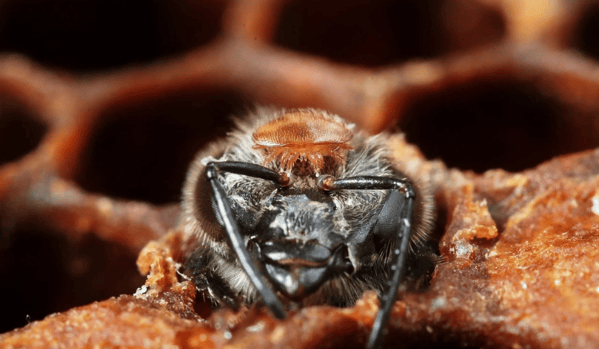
1;0;599;347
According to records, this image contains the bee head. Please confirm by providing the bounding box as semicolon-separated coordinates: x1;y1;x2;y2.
248;193;355;300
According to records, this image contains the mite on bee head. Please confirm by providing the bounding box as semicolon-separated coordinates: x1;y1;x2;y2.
181;107;436;349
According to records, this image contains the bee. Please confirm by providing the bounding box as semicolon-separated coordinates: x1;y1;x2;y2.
181;108;436;348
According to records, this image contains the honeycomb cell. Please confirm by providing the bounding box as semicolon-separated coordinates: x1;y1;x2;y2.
274;0;505;67
0;98;47;167
74;90;246;204
0;0;225;71
399;80;597;173
573;4;599;60
0;224;143;333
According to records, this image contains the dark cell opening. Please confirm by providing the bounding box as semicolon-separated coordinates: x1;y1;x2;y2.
74;90;246;204
573;5;599;60
0;224;143;333
0;0;225;72
274;0;505;67
0;98;47;167
400;80;598;173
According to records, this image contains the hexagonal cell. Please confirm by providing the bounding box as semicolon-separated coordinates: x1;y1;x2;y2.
0;0;225;71
274;0;505;67
399;80;599;173
74;90;246;204
0;223;144;333
0;98;47;167
573;4;599;60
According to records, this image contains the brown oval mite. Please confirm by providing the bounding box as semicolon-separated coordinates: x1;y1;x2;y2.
252;110;353;173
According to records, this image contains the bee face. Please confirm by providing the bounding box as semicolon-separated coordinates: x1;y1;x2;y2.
226;175;392;301
182;107;436;347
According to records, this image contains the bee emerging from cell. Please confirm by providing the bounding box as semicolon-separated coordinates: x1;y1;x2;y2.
182;108;437;349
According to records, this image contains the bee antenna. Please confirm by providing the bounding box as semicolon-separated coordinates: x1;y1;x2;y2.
367;189;413;349
318;176;415;349
205;161;287;319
